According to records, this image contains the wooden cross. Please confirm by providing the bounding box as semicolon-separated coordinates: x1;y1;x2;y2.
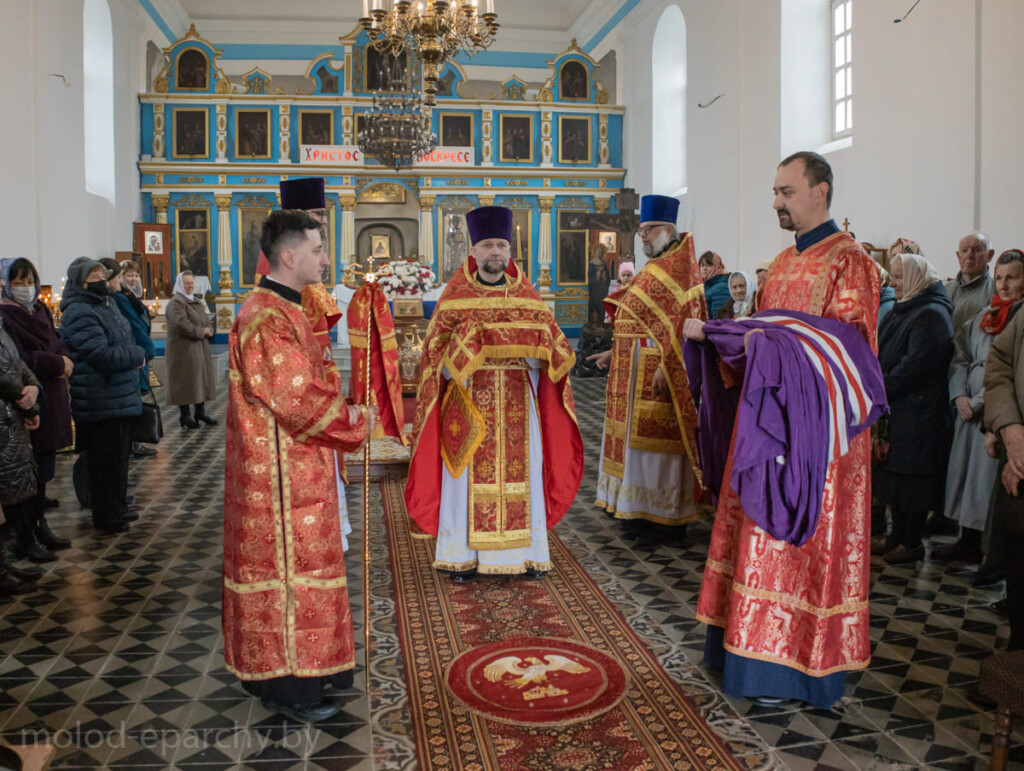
842;217;851;232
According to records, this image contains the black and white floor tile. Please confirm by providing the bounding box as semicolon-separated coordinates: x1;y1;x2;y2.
0;377;1019;770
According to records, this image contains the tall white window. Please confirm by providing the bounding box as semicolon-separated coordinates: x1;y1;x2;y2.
84;0;115;203
831;0;852;138
651;5;686;196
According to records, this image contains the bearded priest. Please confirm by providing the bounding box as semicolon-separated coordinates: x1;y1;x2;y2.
404;205;584;582
589;194;709;542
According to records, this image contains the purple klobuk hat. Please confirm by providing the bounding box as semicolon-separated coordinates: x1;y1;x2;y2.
639;194;679;226
280;178;326;210
466;206;514;245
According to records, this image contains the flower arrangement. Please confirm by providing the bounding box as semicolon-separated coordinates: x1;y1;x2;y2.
376;259;436;300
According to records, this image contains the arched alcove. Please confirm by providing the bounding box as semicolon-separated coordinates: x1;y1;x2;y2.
651;4;686;196
83;0;115;204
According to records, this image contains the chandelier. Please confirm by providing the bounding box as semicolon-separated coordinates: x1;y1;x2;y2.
358;70;437;172
360;0;499;106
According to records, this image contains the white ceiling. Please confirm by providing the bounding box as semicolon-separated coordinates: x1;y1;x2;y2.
178;0;594;34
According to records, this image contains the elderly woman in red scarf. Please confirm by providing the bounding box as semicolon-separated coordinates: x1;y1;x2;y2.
936;249;1024;575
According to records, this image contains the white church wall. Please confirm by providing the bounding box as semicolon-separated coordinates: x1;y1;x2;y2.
0;0;144;287
823;0;978;279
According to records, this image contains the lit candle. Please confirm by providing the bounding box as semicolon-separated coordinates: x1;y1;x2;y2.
363;0;369;16
516;223;522;267
486;0;493;12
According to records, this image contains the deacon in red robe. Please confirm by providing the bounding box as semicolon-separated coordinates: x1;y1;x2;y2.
257;178;357;549
684;151;880;708
404;206;584;581
223;210;375;723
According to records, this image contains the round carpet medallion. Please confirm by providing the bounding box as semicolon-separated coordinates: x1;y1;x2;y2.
445;636;629;726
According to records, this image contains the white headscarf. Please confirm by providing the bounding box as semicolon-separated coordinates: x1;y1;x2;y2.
892;253;941;302
729;271;757;318
173;271;194;301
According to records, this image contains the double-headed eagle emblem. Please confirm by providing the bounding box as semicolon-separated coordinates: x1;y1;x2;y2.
483;655;590;689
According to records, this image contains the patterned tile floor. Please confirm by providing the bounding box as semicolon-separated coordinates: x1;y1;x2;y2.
0;377;1020;770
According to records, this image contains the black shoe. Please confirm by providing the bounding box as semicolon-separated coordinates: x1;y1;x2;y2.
5;561;42;581
520;568;548;581
990;598;1009;617
0;572;35;596
121;511;139;523
262;698;339;723
195;414;218;426
95;521;129;535
932;539;983;563
34;519;71;550
972;565;1005;588
924;514;959;536
14;533;56;564
450;568;478;584
124;495;136;506
43;497;59;510
131;442;157;458
180;416;199;429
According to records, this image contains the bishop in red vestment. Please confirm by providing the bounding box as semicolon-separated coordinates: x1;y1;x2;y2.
685;152;879;708
404;206;584;581
223;210;374;723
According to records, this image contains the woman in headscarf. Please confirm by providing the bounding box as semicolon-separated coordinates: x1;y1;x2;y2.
165;271;216;429
715;271;756;320
0;258;73;559
60;257;146;534
107;259;157;458
698;251;731;319
872;252;954;563
936;249;1024;570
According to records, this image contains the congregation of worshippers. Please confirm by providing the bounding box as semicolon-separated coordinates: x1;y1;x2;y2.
2;148;1023;725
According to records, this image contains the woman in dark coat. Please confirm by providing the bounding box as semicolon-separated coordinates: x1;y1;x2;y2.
0;258;73;558
699;251;732;319
105;259;157;458
873;253;955;564
0;291;44;594
60;257;146;534
165;271;216;428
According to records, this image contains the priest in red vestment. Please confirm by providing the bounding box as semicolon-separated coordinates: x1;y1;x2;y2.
589;194;709;543
223;210;375;723
404;206;584;581
684;151;880;708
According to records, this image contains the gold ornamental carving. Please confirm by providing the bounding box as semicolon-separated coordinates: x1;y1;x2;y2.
539;197;555;213
152;195;170;214
556;302;587;324
215;194;232;211
557;197;590;210
179;176;204;184
176;194;208;207
554;287;589;299
236;194;274;209
154;76;169;93
594;198;610;213
216;307;233;329
338;195;357;210
506;180;529;187
241;177;266;184
217;270;233;291
215;78;230;95
478;195;495;207
419;195;437;211
564;180;586;188
537;267;552;288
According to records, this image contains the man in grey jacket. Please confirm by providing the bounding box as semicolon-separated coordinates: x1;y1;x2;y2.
946;232;996;333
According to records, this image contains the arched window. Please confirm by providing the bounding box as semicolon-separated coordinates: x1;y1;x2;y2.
651;5;686;196
84;0;115;203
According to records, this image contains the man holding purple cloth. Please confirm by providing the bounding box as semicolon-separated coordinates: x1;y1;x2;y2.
683;151;883;708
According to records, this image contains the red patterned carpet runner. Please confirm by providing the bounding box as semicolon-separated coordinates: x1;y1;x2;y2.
382;476;744;771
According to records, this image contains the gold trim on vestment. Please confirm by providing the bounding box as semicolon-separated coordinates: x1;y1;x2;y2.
628;346;684;454
439;381;486;478
229;369;242;383
295;392;344;444
239;306;287;350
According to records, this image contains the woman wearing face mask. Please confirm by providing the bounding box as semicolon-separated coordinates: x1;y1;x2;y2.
716;271;757;320
872;252;955;563
0;258;73;560
59;257;146;535
105;259;157;459
165;271;216;429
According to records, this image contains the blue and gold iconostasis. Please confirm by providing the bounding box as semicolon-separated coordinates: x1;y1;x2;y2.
138;24;627;337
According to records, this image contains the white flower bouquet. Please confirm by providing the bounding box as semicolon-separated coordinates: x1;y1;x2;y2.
376;259;437;300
